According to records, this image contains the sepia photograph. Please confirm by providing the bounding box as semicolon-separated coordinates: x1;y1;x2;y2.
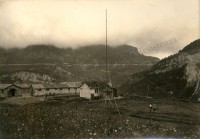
0;0;199;138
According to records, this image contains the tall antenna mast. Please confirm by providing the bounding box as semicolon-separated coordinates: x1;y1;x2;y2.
105;10;121;116
106;9;108;83
105;9;108;104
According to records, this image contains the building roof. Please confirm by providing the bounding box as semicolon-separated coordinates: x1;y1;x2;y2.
54;84;69;88
0;84;31;90
14;84;31;88
0;82;84;90
84;81;111;89
43;84;56;89
32;84;45;89
32;84;69;89
0;84;12;90
61;82;83;88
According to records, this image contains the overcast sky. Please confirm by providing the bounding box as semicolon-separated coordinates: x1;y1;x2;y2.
0;0;199;59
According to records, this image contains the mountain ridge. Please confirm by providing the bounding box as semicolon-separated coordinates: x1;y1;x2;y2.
0;44;159;64
119;39;200;100
0;44;159;88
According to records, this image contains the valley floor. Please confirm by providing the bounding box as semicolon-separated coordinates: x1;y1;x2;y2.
0;97;200;138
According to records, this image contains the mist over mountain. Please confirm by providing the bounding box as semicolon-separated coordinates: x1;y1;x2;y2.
0;44;159;64
120;39;200;100
0;44;159;88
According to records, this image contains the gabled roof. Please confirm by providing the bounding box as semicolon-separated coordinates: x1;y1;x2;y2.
61;82;83;88
14;84;31;89
54;84;69;88
83;81;111;89
0;84;31;90
0;82;84;90
33;84;69;89
0;84;12;90
43;84;56;89
32;84;45;89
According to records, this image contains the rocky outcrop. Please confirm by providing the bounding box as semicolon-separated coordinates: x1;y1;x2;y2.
0;72;54;83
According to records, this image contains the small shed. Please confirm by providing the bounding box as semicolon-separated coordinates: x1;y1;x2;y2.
0;84;32;98
0;84;12;98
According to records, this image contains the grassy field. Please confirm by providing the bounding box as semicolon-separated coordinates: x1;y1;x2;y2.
0;97;200;138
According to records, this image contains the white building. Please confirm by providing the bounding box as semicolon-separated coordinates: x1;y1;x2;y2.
32;84;46;96
0;81;117;99
32;82;83;96
61;82;83;95
80;81;116;100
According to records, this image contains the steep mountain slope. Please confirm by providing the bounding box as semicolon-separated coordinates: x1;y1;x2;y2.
120;39;200;100
0;44;159;88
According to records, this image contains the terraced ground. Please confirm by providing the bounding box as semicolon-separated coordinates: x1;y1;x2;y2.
0;97;200;138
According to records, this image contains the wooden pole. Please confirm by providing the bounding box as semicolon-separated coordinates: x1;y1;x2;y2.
105;9;108;105
106;9;108;83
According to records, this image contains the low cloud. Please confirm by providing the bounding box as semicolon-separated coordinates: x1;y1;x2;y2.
0;0;199;58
